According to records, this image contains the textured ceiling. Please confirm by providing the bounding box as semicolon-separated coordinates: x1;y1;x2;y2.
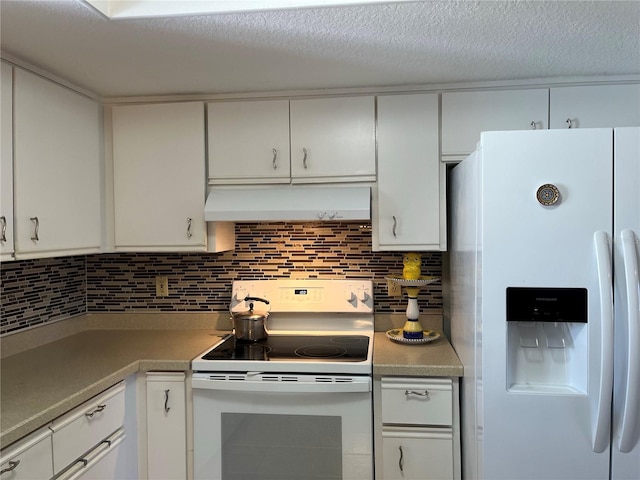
1;0;639;98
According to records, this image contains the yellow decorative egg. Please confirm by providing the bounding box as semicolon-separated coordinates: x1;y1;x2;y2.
402;252;422;280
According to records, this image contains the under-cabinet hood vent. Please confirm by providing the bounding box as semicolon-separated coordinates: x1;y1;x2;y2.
204;186;371;222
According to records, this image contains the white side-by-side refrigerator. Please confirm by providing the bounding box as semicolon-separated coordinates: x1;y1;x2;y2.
449;127;640;479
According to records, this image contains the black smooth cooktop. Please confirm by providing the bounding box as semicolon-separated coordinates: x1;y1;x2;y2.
201;334;370;362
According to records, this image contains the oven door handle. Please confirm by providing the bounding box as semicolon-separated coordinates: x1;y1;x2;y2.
192;375;371;393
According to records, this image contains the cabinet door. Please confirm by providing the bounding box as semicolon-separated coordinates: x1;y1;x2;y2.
375;94;445;251
146;373;186;480
112;102;207;251
290;96;375;182
13;69;101;258
382;427;455;480
0;63;14;261
208;100;290;184
441;89;549;161
550;84;640;129
0;426;54;480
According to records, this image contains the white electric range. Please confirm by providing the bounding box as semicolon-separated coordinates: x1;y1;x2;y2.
191;279;375;480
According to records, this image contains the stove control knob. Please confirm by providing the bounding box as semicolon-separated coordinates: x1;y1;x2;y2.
359;290;370;303
234;288;248;302
345;291;356;304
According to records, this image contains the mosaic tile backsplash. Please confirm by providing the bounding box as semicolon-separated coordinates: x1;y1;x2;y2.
1;256;86;334
1;223;442;334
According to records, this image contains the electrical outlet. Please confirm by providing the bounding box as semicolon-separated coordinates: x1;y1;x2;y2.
387;278;401;297
156;276;169;297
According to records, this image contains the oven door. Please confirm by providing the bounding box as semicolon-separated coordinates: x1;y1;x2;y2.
192;372;373;480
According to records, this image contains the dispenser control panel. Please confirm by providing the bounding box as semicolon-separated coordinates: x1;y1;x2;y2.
506;287;588;323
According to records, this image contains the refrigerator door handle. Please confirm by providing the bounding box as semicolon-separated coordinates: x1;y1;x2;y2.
619;229;640;453
593;231;615;453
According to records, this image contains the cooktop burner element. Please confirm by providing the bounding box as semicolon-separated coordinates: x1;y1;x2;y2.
201;334;369;362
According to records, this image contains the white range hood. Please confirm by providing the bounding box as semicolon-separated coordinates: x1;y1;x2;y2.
204;186;371;222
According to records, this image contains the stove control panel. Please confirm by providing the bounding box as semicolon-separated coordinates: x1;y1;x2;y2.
231;280;374;313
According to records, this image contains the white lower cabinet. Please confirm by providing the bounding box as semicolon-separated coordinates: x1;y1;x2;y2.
382;427;454;480
375;377;460;480
0;426;53;479
145;373;187;480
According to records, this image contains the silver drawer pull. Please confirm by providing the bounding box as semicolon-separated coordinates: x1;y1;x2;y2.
272;148;278;169
30;217;39;241
1;460;20;475
77;458;88;467
405;389;429;397
302;147;308;169
164;389;171;413
186;217;192;238
0;215;6;242
85;404;106;418
398;445;404;473
392;215;397;238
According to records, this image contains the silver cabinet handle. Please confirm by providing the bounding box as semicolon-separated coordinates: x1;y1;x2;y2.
0;215;6;242
530;121;537;130
272;148;278;170
85;404;106;418
164;389;171;413
398;445;404;473
302;147;308;169
392;216;397;238
405;389;430;397
30;217;39;241
186;217;192;238
566;118;573;129
1;460;20;475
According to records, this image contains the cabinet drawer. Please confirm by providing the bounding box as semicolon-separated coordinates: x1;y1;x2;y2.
381;377;452;426
50;382;125;473
0;426;53;479
382;426;454;480
55;429;125;480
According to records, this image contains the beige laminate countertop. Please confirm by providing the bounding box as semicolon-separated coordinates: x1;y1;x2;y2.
0;328;225;448
1;313;462;449
373;331;463;377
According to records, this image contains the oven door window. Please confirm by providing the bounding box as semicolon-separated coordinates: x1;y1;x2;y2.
222;413;342;479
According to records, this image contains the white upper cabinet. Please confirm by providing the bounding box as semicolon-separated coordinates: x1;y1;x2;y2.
375;93;445;251
112;102;209;252
290;96;376;182
1;63;14;261
208;100;291;184
13;69;101;259
441;88;549;162
550;84;640;129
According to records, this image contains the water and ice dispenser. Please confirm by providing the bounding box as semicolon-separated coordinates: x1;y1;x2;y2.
506;287;588;394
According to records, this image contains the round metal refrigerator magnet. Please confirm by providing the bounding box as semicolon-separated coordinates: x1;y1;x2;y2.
536;183;560;206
